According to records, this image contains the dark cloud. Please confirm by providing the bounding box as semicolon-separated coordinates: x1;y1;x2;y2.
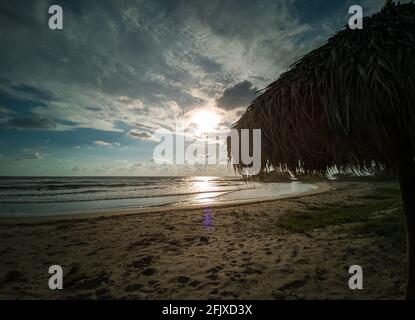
11;84;54;101
0;106;13;118
191;54;223;73
2;115;56;129
216;81;258;110
86;106;103;112
127;129;153;140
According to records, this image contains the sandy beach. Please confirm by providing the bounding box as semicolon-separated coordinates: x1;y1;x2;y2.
0;181;406;299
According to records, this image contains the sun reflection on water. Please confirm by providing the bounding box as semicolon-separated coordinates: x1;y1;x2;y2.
187;176;216;193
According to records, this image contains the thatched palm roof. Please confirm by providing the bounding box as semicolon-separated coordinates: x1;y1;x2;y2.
231;2;415;177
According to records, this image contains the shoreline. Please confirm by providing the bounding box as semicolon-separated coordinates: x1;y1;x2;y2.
0;182;332;225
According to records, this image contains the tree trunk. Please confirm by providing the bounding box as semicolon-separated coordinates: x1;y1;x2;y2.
398;148;415;299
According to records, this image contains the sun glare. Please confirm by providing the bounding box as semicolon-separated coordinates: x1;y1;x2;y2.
192;109;220;133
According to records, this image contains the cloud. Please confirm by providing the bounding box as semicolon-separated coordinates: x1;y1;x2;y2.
127;129;154;141
93;140;113;147
17;150;48;161
0;0;318;135
10;84;55;101
0;106;14;116
2;115;56;129
215;81;258;110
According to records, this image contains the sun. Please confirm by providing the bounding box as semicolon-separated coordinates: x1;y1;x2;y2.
191;109;220;133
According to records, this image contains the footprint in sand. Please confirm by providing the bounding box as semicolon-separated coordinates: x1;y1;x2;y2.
142;268;157;276
220;290;239;298
69;272;112;290
131;255;157;268
184;236;197;242
207;274;219;281
244;267;262;275
148;280;160;287
279;266;294;274
210;288;219;295
176;276;191;284
207;266;223;274
127;235;162;250
71;293;93;299
189;280;201;288
168;240;180;246
315;268;328;281
95;288;113;299
291;246;299;258
295;258;310;264
278;275;310;291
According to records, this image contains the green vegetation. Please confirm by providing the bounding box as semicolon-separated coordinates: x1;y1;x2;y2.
276;186;405;247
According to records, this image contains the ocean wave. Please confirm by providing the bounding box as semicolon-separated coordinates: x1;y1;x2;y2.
0;187;249;204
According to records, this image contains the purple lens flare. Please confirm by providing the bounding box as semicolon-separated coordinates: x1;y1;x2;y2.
203;207;213;230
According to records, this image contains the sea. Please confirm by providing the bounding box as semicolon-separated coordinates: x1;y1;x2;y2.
0;176;318;217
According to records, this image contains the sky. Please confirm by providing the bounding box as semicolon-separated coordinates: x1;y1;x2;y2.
0;0;387;176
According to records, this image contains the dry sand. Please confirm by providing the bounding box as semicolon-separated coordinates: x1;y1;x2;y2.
0;181;406;299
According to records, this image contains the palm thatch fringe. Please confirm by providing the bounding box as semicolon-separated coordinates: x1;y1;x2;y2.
230;2;415;178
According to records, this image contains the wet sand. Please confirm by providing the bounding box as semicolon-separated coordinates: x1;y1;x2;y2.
0;181;406;299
